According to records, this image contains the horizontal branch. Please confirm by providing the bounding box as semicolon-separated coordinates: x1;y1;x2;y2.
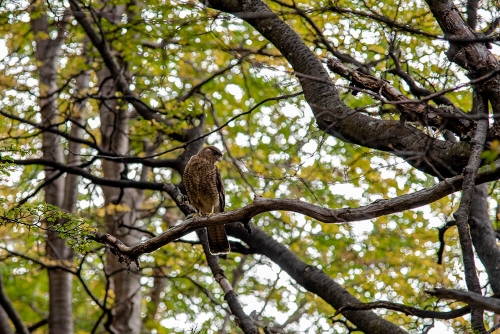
91;159;500;260
7;158;165;191
336;301;470;319
3;94;304;176
426;289;500;313
0;109;101;152
0;109;182;170
324;5;440;40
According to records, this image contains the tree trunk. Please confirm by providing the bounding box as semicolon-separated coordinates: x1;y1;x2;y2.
98;65;143;334
30;4;74;334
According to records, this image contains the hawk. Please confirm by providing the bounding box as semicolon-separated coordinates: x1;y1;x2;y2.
183;146;230;255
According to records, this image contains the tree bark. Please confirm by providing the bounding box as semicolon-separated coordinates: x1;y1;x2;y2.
96;20;143;330
451;93;488;333
0;307;14;334
469;184;500;292
30;4;73;334
204;0;471;178
424;0;500;135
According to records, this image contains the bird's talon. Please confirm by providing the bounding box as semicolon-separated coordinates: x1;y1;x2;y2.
186;212;201;219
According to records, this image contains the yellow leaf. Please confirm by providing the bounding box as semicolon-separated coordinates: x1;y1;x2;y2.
115;203;131;212
35;31;49;40
96;208;106;218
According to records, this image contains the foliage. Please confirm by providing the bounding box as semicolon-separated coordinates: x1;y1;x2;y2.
0;0;499;333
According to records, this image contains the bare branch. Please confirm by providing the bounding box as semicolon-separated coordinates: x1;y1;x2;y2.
0;109;181;170
177;59;242;102
0;109;101;152
424;0;499;86
271;0;368;71
426;289;500;314
5;158;165;191
452;93;489;332
336;301;470;319
387;53;457;107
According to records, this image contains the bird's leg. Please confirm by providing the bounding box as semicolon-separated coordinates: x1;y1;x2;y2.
207;205;216;217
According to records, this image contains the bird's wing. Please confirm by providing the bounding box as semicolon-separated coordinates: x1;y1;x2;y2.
215;166;225;212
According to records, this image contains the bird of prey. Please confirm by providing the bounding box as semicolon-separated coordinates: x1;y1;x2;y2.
183;146;230;254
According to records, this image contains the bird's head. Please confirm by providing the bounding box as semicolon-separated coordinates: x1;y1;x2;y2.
198;146;223;163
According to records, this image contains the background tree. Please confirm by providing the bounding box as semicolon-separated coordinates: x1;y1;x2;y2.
1;0;500;333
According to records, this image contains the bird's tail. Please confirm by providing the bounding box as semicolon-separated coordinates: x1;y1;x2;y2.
207;225;230;255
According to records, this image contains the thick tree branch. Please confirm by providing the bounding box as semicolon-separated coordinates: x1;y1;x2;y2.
424;0;500;137
336;301;470;319
427;289;500;313
8;156;500;240
469;185;500;293
425;0;499;74
5;158;166;191
203;0;472;178
0;307;14;334
327;58;473;139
